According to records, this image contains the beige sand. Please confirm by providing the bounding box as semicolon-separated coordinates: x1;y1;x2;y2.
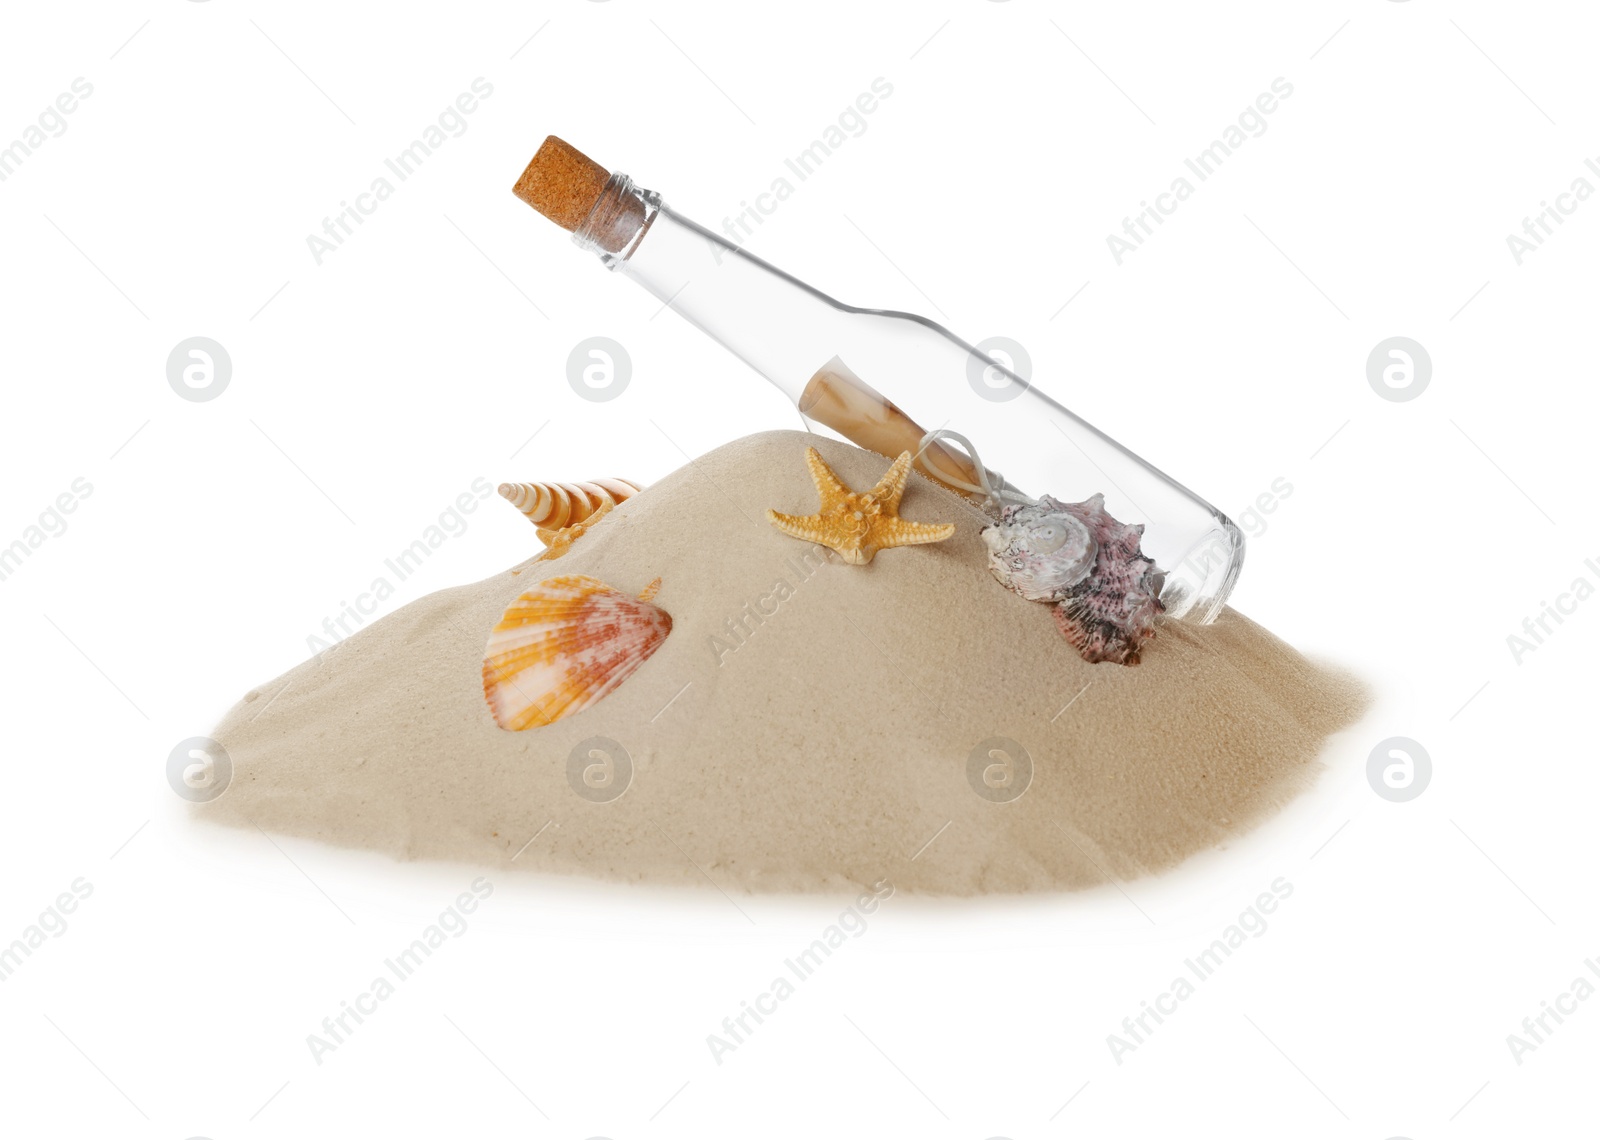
203;431;1368;895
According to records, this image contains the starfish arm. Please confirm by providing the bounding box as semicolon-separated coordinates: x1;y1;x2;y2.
767;508;831;544
769;448;949;566
874;519;957;549
868;451;914;513
804;447;851;506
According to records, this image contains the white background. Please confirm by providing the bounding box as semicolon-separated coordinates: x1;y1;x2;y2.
1;0;1595;1135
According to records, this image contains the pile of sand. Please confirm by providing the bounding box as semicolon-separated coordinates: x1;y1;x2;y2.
203;431;1367;894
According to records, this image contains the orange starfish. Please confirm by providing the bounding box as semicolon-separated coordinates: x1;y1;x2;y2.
766;448;955;566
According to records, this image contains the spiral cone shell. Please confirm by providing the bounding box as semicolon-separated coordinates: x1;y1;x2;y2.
497;479;643;533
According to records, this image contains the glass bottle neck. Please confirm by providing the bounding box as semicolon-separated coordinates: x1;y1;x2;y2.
572;172;851;404
572;172;660;265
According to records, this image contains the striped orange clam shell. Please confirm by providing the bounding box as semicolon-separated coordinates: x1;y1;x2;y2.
482;575;670;731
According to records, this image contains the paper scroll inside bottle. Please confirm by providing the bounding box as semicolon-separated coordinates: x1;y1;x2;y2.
798;357;982;498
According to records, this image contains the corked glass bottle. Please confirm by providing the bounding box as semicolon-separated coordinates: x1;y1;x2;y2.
519;141;1244;623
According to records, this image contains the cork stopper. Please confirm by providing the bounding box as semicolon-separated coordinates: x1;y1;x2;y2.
512;136;612;231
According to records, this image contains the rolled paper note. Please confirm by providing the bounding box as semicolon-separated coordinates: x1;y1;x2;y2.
798;356;983;497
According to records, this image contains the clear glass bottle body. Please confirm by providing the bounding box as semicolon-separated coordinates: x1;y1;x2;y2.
575;175;1243;622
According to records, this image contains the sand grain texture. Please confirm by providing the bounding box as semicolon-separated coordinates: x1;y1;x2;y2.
205;431;1367;894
